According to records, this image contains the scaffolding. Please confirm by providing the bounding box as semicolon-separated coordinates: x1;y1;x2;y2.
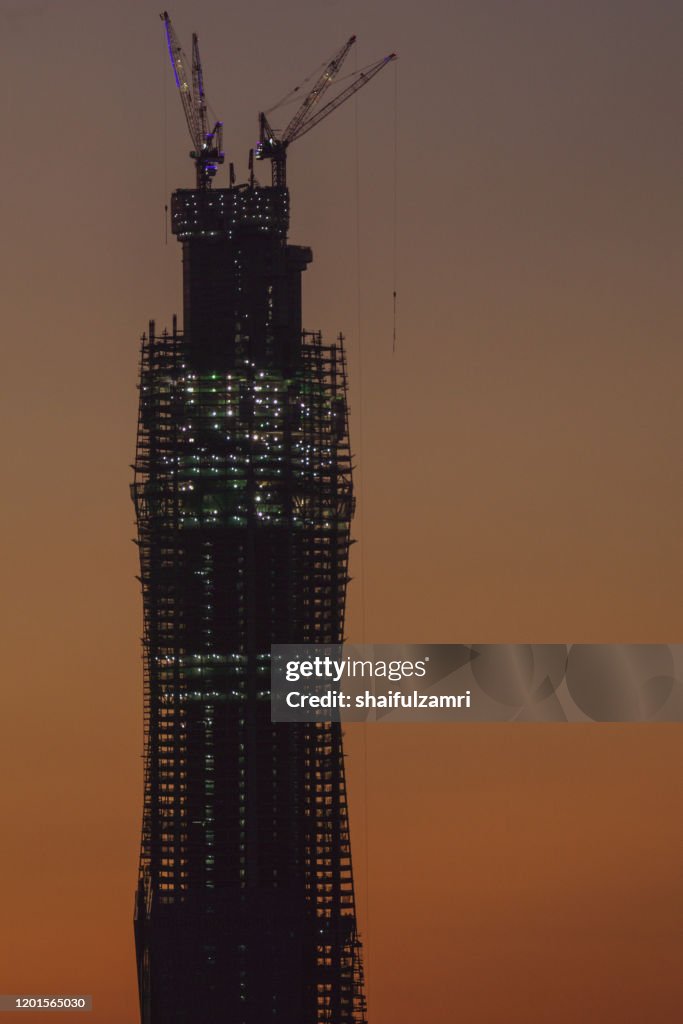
133;306;365;1023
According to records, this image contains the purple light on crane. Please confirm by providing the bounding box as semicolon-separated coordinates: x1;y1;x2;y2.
161;12;182;90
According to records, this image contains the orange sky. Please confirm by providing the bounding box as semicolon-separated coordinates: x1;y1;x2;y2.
1;1;682;1021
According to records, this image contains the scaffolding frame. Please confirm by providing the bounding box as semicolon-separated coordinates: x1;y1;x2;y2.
133;315;365;1024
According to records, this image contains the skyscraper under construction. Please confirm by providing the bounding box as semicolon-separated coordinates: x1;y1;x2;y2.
132;15;394;1023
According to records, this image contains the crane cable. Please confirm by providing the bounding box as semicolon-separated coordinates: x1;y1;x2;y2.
352;48;372;1014
163;33;169;245
392;60;398;352
266;59;394;117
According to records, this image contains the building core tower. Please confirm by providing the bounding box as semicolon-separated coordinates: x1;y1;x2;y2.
132;180;366;1022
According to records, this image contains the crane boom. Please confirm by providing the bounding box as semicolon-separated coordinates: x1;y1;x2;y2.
161;11;224;189
281;35;356;145
162;11;199;149
256;39;396;188
289;53;396;146
191;32;210;148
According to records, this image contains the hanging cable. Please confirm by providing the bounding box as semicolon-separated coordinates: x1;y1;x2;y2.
353;49;372;1018
392;60;399;352
353;40;367;649
163;31;169;245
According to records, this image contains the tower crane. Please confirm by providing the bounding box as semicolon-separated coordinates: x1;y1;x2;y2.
256;37;396;188
161;11;224;189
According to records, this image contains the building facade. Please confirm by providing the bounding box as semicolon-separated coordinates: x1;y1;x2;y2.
132;182;366;1023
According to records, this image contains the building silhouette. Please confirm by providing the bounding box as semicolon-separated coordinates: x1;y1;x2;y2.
131;176;366;1022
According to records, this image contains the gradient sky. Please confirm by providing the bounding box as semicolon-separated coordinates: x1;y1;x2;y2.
1;0;682;1021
